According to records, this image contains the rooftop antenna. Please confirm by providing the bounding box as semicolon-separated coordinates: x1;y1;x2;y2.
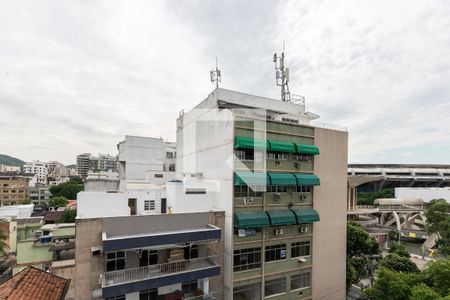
273;42;291;102
210;57;221;88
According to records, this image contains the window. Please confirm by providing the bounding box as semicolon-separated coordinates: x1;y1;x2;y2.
267;185;288;193
106;296;125;300
166;152;174;158
294;154;312;162
106;251;125;271
154;174;163;178
185;188;206;194
267;152;288;160
265;244;287;262
234;185;264;198
189;245;198;259
235;149;254;161
234;247;261;272
140;250;158;266
182;280;198;294
169;164;175;172
233;283;261;300
144;200;155;211
139;289;157;300
291;241;311;257
291;272;311;290
296;185;312;193
265;277;286;296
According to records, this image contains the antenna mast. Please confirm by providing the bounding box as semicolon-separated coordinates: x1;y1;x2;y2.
273;43;291;102
210;57;221;88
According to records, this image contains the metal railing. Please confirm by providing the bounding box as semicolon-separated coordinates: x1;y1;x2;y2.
102;251;219;287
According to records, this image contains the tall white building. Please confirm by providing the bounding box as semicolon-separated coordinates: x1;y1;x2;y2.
23;160;48;184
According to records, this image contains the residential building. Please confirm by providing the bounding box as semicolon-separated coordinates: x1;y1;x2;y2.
0;173;30;205
47;161;64;175
29;185;52;204
74;211;224;299
0;266;70;300
89;154;118;173
76;153;91;178
23;160;48;184
0;164;21;173
175;88;348;300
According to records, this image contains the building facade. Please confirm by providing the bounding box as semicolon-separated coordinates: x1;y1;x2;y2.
0;164;21;173
74;212;224;300
29;185;52;204
77;153;91;178
24;160;48;184
89;154;118;173
0;173;30;205
176;88;348;300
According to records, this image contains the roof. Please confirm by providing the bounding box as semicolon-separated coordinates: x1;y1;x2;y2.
374;197;424;206
0;266;69;300
349;163;450;169
15;217;43;226
44;211;64;222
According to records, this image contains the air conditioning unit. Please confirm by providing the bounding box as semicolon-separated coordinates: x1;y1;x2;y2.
294;162;300;168
299;226;308;233
274;193;281;201
243;197;254;205
274;228;284;236
300;195;306;200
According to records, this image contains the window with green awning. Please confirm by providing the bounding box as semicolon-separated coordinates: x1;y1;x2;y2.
234;136;268;150
234;172;269;186
234;211;270;228
295;144;320;155
268;173;297;186
266;210;296;226
268;140;296;153
291;208;320;224
294;174;320;186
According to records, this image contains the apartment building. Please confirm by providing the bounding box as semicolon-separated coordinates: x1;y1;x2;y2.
176;88;348;300
0;164;21;173
74;211;224;300
77;153;118;178
0;173;30;205
24;160;48;184
29;185;52;204
77;153;92;178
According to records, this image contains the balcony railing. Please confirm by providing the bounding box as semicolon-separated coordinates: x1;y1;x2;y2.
102;251;219;287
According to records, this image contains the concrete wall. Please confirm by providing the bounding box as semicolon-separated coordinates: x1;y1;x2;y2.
77;192;129;219
85;179;119;192
312;127;348;300
74;218;103;300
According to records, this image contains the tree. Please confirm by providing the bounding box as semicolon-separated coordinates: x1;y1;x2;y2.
0;223;7;256
410;284;441;300
389;243;410;258
358;188;394;206
379;253;420;273
389;229;400;243
21;198;31;205
69;176;83;185
347;222;379;257
346;259;358;289
58;209;76;223
48;196;68;209
422;259;450;297
425;199;450;255
49;179;84;200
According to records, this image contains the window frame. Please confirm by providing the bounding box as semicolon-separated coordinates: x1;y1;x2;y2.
265;277;286;297
291;241;311;258
233;247;262;272
290;272;311;291
265;244;287;262
106;251;126;272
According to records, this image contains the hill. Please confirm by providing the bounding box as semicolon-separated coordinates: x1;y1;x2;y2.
0;154;25;167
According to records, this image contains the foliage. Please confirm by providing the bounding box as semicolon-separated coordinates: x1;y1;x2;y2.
347;222;379;257
69;176;83;185
0;223;6;255
0;154;25;167
346;259;358;289
425;199;450;255
389;229;400;242
58;209;76;223
349;256;369;278
422;259;450;297
363;268;422;300
49;177;84;200
48;196;68;209
358;188;394;206
410;284;441;300
379;253;420;273
389;243;410;258
21;198;31;205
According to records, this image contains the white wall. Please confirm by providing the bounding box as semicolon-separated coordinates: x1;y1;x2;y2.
77;192;129;219
0;204;34;218
395;187;450;203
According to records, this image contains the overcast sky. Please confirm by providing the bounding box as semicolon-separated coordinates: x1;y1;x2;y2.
1;0;449;165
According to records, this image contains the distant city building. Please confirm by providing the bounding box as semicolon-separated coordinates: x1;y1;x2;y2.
23;160;48;184
0;173;30;205
76;153;117;178
0;164;21;173
29;185;52;204
76;153;91;178
46;160;64;175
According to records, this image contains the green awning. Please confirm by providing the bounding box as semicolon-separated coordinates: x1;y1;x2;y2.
294;174;320;186
234;172;269;186
234;211;270;228
291;208;320;224
268;173;297;186
266;210;296;226
235;136;268;150
268;140;296;153
295;144;320;155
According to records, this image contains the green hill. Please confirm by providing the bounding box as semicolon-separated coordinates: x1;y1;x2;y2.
0;154;25;167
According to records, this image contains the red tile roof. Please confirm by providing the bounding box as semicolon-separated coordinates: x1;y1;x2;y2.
0;266;69;300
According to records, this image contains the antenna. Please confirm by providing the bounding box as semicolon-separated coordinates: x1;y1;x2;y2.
273;43;291;102
210;57;221;88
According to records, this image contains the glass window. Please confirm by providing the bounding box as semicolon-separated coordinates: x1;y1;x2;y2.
265;277;286;296
235;149;254;161
154;174;163;178
234;185;263;198
265;244;287;262
291;272;311;290
267;152;288;160
291;241;311;258
182;280;198;294
169;164;176;171
166;152;174;158
139;250;158;266
139;289;157;300
189;245;198;259
106;251;125;272
234;247;261;272
267;185;288;193
185;188;206;194
233;283;262;300
144;200;155;211
294;154;312;162
296;185;312;193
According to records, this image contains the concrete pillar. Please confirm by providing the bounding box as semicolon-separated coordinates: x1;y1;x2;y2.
201;278;209;295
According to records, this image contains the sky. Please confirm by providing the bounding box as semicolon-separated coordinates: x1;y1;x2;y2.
1;0;449;165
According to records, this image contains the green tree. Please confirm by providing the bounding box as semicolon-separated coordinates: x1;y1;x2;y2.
49;180;84;200
58;209;76;223
69;176;83;185
347;222;379;257
21;198;31;205
358;188;394;206
389;243;410;258
422;258;450;297
410;284;441;300
48;196;68;209
346;259;358;289
389;229;400;243
379;253;420;273
425;199;450;255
